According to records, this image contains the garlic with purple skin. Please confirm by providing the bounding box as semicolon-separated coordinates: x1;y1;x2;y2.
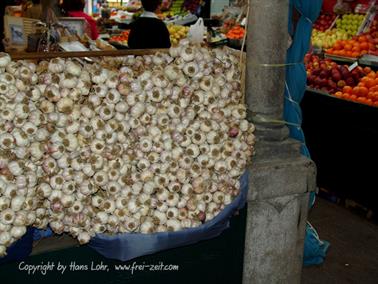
0;43;254;248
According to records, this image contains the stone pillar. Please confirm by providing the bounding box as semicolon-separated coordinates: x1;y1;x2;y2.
246;0;290;143
242;1;316;283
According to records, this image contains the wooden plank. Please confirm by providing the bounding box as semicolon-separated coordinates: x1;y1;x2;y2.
9;48;169;60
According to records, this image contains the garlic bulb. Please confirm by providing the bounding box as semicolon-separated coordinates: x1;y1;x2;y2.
0;41;255;255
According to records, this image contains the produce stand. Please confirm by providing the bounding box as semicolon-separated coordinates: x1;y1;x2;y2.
305;2;378;211
0;1;323;284
0;40;253;265
301;89;378;215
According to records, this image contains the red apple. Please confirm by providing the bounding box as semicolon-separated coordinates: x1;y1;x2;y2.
345;77;355;86
319;70;329;79
328;79;337;89
331;70;341;81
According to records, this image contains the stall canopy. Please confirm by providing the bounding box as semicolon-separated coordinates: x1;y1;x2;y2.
285;0;330;266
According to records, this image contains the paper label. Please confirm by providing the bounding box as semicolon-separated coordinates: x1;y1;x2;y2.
348;61;358;71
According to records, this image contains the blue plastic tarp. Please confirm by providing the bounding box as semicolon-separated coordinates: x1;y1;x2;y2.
0;227;34;265
286;0;330;266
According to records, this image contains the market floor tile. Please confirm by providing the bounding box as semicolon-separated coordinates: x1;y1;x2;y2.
301;197;378;284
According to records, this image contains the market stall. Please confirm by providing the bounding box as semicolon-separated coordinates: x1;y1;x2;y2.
0;2;327;283
303;0;378;216
2;0;249;52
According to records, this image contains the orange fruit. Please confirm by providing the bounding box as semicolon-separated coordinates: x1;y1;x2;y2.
334;42;342;50
358;35;368;43
334;91;343;98
364;78;375;88
360;42;369;50
364;66;372;74
367;72;377;79
359;86;369;97
351;51;360;58
352;46;361;52
346;51;353;57
342;93;351;100
352;87;360;95
343;86;353;94
344;44;352;51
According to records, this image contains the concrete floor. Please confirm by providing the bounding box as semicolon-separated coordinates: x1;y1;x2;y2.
301;198;378;284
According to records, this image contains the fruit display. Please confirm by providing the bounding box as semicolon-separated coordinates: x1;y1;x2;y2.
0;41;255;255
226;26;245;40
311;29;349;49
305;54;368;93
167;24;189;46
169;0;185;14
109;30;130;46
325;33;377;58
333;71;378;107
313;13;337;32
335;14;365;36
221;19;237;34
367;19;378;38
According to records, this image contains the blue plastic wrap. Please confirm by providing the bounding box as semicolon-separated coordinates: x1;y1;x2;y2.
89;171;249;261
0;227;34;265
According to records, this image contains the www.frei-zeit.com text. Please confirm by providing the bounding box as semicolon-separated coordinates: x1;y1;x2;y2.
18;261;180;275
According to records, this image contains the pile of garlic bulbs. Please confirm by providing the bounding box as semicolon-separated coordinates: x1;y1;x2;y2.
0;40;255;256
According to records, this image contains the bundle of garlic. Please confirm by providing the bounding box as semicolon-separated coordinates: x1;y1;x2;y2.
0;39;255;256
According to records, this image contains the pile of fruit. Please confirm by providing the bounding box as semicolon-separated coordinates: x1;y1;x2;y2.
325;34;377;58
221;19;237;34
313;13;337;32
335;14;365;36
226;26;245;40
368;19;378;38
168;25;189;46
334;71;378;107
109;30;130;46
305;54;378;107
305;54;368;93
311;29;349;49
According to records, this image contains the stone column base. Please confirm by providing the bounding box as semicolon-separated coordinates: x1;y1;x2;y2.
243;155;316;284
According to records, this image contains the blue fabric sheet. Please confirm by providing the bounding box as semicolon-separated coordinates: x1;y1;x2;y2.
286;0;330;266
0;227;34;265
33;227;53;241
89;171;249;261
